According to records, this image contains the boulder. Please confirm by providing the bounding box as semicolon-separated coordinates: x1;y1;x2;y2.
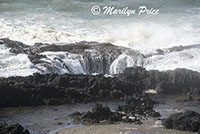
162;110;200;132
0;38;28;54
117;95;160;118
0;123;30;134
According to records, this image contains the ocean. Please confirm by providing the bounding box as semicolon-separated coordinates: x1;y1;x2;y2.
0;0;200;77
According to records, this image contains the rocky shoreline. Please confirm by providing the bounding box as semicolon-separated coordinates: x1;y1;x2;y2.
1;66;200;108
1;38;200;134
69;95;159;125
1;98;200;134
0;38;144;75
1;67;200;133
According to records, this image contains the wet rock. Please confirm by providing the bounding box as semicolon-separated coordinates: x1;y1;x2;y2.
70;94;158;125
187;95;193;101
70;103;140;124
57;122;63;125
107;112;123;122
145;110;160;118
110;89;123;99
162;110;200;132
123;67;200;95
1;66;200;108
0;38;145;75
2;38;200;95
28;53;46;64
184;95;194;102
117;95;160;118
0;38;28;54
98;89;110;99
70;103;112;123
122;116;142;124
155;49;164;55
0;40;4;44
0;122;30;134
91;103;112;119
169;45;184;52
0;69;147;107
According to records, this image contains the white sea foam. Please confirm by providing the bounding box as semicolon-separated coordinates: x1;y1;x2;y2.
0;45;38;77
0;18;75;45
101;22;200;54
145;48;200;72
0;0;200;77
1;18;200;52
34;50;144;75
110;52;144;74
40;51;87;74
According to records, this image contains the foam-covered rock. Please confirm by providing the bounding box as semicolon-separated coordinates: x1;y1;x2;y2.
0;38;144;75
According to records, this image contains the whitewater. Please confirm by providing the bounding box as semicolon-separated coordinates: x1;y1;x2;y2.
1;0;200;77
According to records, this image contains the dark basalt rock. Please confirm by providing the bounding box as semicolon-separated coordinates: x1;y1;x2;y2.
184;95;194;102
1;38;200;95
0;71;144;107
0;122;30;134
187;95;193;101
0;38;28;54
70;103;141;124
162;110;200;132
0;38;144;75
117;95;160;118
31;41;142;75
1;66;200;108
122;67;200;95
0;67;200;108
147;44;200;57
70;94;159;125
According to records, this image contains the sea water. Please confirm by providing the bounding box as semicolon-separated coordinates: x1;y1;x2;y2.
0;0;200;77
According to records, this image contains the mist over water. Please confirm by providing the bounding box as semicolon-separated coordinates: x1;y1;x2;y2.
0;0;200;76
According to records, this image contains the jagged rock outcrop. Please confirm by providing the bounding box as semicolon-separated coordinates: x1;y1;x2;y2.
146;44;200;57
70;103;142;124
122;67;200;95
0;123;30;134
1;67;200;107
0;38;144;75
117;95;160;118
70;95;160;125
162;110;200;132
0;71;145;107
0;38;28;54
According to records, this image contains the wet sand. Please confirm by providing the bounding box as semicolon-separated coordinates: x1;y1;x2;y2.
0;101;122;134
0;95;199;134
58;120;196;134
57;95;200;134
